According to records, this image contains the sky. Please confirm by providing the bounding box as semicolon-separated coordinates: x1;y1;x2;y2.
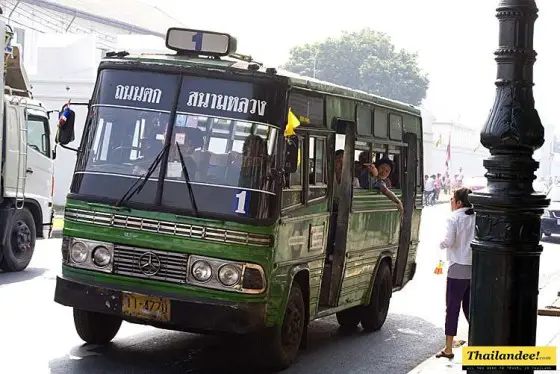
130;0;560;134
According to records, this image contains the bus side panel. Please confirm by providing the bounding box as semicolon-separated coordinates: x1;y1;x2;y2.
266;203;329;325
337;191;401;306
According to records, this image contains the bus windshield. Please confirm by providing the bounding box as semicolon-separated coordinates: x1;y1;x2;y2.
72;68;285;221
83;108;277;192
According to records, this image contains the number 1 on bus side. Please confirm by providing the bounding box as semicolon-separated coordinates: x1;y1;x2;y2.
235;190;248;214
192;32;203;51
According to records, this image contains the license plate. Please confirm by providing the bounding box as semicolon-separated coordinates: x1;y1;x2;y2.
122;293;171;322
557;219;560;225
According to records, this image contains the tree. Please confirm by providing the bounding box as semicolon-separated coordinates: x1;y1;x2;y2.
282;29;429;106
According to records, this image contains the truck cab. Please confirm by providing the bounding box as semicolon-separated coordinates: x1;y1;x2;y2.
0;21;54;272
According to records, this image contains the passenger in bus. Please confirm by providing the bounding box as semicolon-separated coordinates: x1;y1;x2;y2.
237;135;267;190
357;151;378;189
175;127;204;177
333;149;360;200
369;158;404;216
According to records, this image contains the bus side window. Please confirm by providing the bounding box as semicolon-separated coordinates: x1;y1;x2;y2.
282;135;304;209
309;135;327;200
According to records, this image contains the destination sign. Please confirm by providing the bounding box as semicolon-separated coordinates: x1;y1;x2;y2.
166;28;237;56
177;76;286;124
97;69;178;111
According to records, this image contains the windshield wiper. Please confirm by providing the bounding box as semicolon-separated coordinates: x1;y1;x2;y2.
175;142;199;217
115;144;168;208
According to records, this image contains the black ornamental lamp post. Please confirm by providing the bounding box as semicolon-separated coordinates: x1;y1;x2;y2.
468;0;549;373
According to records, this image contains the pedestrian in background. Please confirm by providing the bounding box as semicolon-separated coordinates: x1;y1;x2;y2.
424;175;435;205
434;173;442;201
436;188;475;359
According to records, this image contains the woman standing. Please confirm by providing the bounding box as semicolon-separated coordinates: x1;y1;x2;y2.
436;188;475;359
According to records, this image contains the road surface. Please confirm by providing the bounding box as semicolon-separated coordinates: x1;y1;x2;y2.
1;203;559;373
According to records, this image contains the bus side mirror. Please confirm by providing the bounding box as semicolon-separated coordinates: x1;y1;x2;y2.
284;135;299;174
55;105;76;146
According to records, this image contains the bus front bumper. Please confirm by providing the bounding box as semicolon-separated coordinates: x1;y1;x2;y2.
54;276;266;335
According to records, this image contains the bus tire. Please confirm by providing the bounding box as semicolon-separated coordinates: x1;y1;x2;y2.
260;282;305;371
361;262;392;332
336;307;361;328
73;308;122;344
0;208;36;272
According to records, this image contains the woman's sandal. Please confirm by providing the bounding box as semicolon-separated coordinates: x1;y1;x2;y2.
436;350;455;359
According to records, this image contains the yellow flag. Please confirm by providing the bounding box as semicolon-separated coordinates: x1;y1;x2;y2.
435;134;442;148
284;107;301;137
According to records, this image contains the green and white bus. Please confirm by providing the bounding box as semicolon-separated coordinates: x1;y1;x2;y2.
53;28;424;371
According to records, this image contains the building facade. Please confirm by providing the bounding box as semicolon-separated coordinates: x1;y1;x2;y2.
421;111;558;181
421;109;490;179
0;0;181;206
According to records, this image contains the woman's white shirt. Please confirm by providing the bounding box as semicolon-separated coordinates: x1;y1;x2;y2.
439;207;475;266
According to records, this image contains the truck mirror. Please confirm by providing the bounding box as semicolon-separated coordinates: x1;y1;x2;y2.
284;135;299;174
55;104;75;146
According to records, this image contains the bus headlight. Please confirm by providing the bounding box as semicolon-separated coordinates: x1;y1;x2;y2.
70;242;88;263
191;260;212;282
64;237;113;273
218;264;241;286
187;255;266;294
92;246;111;267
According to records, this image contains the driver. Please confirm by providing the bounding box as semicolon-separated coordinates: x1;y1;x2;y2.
173;127;204;178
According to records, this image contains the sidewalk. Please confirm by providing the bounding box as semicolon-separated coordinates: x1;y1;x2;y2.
408;280;560;374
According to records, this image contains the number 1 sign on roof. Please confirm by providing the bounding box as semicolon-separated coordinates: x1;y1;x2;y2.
165;28;238;57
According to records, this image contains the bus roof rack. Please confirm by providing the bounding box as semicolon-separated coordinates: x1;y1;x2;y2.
229;53;262;66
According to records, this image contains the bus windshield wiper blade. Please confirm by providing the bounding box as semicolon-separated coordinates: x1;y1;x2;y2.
175;142;199;217
115;144;168;207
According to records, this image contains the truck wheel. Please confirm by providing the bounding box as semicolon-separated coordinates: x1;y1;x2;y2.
260;282;305;371
0;208;36;272
360;263;392;332
336;307;361;328
73;309;122;344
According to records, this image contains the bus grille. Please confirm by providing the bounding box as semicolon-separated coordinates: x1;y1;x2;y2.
64;208;273;247
113;245;188;284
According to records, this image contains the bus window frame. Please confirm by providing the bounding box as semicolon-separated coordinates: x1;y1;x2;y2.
308;134;328;203
281;134;305;211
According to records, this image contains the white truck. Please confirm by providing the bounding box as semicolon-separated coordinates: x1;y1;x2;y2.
0;21;54;272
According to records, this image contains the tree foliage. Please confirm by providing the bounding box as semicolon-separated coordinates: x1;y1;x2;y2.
282;29;429;106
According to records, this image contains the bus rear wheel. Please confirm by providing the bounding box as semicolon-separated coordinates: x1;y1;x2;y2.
73;309;122;344
361;263;392;332
259;282;305;371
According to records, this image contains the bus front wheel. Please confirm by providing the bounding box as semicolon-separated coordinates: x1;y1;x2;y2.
260;282;305;371
361;263;392;332
73;309;122;344
0;208;36;272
